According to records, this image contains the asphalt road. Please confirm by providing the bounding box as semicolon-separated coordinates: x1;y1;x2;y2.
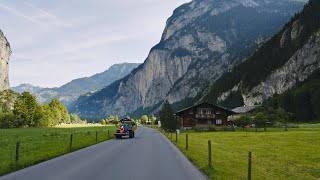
0;127;207;180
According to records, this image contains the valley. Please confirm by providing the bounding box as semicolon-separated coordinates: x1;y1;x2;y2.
0;0;319;179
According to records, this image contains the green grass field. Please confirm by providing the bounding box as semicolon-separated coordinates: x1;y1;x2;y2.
0;126;116;176
162;128;320;180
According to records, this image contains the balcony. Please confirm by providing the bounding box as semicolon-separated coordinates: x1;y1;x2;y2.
195;114;215;119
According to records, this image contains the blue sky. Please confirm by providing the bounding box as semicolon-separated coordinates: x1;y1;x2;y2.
0;0;190;87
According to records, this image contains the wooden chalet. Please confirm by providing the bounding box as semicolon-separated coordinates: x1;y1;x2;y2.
175;102;234;128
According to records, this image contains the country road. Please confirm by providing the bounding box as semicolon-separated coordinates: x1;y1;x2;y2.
0;127;207;180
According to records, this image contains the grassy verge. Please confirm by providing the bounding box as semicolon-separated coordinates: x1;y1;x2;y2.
160;128;320;180
0;126;116;176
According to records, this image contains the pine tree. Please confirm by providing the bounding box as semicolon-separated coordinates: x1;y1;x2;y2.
22;92;38;127
159;100;179;131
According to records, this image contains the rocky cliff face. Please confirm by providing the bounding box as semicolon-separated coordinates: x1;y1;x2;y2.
242;29;320;105
0;30;11;91
204;0;320;108
73;0;305;118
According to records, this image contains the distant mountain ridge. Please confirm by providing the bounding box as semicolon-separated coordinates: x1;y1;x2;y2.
71;0;305;118
12;63;140;107
11;84;43;94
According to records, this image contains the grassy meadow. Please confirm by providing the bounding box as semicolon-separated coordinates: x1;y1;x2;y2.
0;126;116;176
162;127;320;180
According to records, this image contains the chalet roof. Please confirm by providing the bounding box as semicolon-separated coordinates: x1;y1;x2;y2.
175;102;235;115
232;106;259;114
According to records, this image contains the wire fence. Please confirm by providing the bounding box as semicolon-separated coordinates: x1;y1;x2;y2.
162;129;312;180
0;128;115;176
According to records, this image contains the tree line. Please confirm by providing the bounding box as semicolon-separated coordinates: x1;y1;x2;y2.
0;90;86;128
233;106;291;131
99;115;137;127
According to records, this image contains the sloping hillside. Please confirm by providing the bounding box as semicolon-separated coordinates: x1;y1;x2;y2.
201;0;320;120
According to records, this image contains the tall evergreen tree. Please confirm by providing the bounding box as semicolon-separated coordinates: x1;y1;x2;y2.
22;92;39;127
159;100;179;131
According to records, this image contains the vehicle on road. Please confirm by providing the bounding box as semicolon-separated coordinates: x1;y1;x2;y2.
114;118;135;139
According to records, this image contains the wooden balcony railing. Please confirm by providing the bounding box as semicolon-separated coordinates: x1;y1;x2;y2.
195;114;216;118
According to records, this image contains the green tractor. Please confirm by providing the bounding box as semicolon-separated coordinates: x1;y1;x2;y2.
114;118;135;139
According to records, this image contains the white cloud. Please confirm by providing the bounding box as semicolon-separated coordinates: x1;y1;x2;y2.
2;0;191;87
0;2;42;24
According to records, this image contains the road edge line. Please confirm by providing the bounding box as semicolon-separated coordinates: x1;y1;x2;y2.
153;128;209;180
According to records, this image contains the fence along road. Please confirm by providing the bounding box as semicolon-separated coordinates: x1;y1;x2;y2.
0;126;207;180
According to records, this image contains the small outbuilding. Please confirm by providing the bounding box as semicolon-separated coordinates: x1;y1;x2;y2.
175;102;234;128
228;105;259;121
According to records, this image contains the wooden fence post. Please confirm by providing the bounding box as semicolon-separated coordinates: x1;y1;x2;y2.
70;134;73;149
186;134;189;150
96;131;98;142
107;130;110;139
208;140;212;167
175;131;178;142
16;142;20;162
248;151;252;180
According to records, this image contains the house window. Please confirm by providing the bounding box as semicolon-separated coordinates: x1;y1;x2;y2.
189;109;193;114
216;119;223;125
216;110;221;114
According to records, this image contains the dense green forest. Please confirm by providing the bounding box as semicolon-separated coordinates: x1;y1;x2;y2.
0;90;86;128
200;0;320;122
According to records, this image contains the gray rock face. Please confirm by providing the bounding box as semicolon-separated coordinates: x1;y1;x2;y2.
0;30;11;91
73;0;305;118
242;30;320;105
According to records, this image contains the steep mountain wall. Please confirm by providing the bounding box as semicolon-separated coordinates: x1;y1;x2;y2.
0;30;11;91
242;29;320;105
202;0;320;109
73;0;305;118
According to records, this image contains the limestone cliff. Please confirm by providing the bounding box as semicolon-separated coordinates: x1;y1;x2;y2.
0;30;11;91
242;29;320;105
72;0;305;118
203;0;320;109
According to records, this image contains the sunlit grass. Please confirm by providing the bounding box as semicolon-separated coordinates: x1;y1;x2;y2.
0;126;116;176
162;128;320;180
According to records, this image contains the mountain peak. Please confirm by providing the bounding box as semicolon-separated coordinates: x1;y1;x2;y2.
71;0;304;118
